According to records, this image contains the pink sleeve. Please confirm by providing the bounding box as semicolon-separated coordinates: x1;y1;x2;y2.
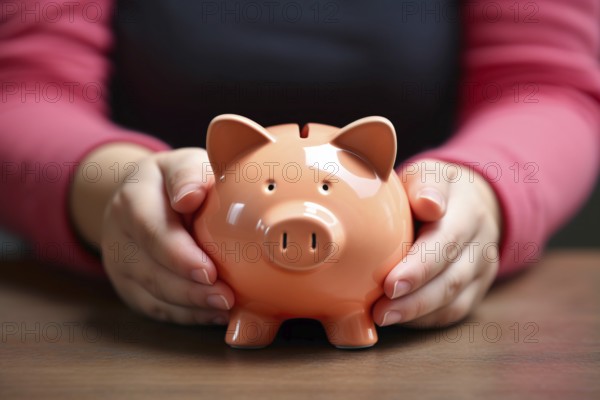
0;0;171;277
408;0;600;277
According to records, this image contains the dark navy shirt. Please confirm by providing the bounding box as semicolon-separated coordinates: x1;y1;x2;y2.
109;0;462;165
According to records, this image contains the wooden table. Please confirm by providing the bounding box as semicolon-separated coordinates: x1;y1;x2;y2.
1;250;598;399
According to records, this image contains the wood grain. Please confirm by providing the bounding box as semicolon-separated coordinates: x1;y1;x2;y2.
0;250;598;399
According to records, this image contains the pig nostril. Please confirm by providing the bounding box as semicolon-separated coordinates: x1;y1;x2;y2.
311;233;316;250
282;232;287;250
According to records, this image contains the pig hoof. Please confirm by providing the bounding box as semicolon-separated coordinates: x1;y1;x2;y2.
225;311;281;349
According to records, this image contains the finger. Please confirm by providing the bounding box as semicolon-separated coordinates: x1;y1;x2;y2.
115;182;217;285
383;205;478;300
402;265;497;328
158;148;215;214
398;159;453;222
125;250;234;310
375;253;483;326
102;224;229;325
118;278;230;325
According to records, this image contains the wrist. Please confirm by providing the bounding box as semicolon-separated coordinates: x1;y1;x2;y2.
471;170;503;237
69;142;155;247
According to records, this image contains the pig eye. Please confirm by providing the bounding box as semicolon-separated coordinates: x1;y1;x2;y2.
320;182;331;194
266;181;276;192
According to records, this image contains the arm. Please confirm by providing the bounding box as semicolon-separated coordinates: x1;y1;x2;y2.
409;0;600;277
0;0;170;276
375;0;600;328
0;0;237;325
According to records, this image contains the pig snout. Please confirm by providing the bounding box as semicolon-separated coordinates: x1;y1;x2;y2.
263;202;344;270
266;218;331;268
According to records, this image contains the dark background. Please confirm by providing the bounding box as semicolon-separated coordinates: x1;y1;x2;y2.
547;179;599;248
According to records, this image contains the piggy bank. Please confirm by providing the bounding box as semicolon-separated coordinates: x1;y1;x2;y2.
193;114;413;348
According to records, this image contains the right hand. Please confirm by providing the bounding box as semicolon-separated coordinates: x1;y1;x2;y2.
101;148;234;325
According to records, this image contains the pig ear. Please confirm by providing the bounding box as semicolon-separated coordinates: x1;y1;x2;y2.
333;116;397;179
206;114;275;177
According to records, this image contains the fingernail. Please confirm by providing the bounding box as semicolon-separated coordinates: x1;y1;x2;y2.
206;294;231;310
191;268;212;285
174;184;199;203
379;311;402;326
391;280;412;299
417;187;445;209
211;314;228;325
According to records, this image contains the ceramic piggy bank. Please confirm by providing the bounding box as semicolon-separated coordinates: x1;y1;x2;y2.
193;114;413;349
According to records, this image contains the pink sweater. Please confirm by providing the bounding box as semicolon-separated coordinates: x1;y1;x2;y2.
1;0;599;278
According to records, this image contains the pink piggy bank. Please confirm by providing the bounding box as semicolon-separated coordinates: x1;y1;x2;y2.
193;114;413;348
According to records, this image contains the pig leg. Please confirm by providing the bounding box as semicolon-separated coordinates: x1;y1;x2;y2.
322;310;378;349
225;308;282;348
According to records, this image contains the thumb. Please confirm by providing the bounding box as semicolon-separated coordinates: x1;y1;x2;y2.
399;159;450;222
159;148;215;214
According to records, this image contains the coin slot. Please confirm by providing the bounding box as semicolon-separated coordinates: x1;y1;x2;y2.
300;124;309;138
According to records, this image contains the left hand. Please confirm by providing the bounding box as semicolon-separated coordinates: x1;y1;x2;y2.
373;159;502;328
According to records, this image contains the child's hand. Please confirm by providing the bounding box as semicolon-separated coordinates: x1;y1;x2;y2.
373;159;501;328
101;148;233;325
